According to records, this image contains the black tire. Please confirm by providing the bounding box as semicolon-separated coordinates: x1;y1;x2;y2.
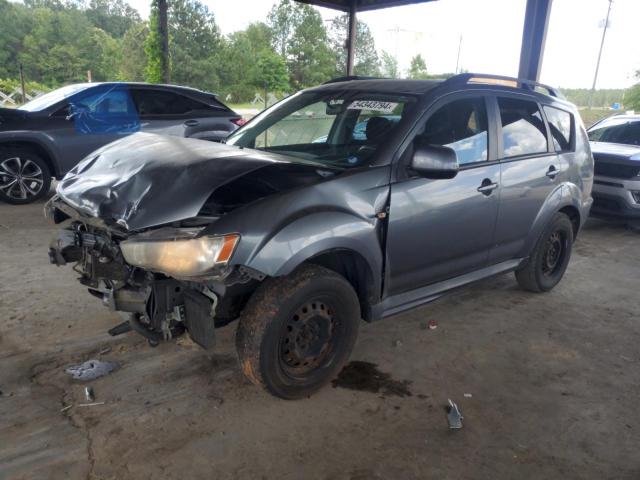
236;264;361;399
0;148;51;204
516;212;574;293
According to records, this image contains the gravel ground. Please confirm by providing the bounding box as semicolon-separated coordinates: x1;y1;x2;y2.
1;191;639;480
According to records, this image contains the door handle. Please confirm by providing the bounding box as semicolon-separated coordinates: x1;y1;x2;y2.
477;178;499;195
546;165;558;179
184;119;199;127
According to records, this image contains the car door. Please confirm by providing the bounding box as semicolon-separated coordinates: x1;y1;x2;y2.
45;85;139;173
488;95;562;263
130;88;235;139
385;93;501;295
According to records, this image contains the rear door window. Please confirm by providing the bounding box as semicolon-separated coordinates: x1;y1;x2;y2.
498;97;548;158
131;89;203;116
543;106;573;152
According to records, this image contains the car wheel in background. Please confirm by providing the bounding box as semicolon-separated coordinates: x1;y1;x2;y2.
0;149;51;204
236;264;360;399
516;212;574;293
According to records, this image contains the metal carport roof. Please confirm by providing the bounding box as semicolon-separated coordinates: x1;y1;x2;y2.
296;0;553;83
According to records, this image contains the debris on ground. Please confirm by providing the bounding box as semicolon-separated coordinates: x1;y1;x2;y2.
446;399;463;429
428;320;438;330
85;386;95;402
77;402;105;407
393;339;403;348
463;393;473;398
99;347;112;355
65;360;118;381
60;405;73;413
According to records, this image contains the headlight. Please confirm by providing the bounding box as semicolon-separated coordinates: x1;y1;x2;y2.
120;228;239;278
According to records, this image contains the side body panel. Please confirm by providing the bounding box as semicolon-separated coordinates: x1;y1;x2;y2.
201;167;391;302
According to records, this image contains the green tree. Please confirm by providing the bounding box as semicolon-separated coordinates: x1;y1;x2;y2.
168;0;221;90
287;5;334;88
0;0;33;79
407;54;428;79
144;0;163;83
85;0;141;37
328;14;380;76
626;70;640;111
255;51;289;93
118;22;148;81
267;0;303;58
380;50;399;78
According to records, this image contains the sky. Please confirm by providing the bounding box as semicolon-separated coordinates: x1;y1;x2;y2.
123;0;640;89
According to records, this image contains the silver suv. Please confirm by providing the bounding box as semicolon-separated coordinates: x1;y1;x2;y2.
46;74;594;399
587;114;640;221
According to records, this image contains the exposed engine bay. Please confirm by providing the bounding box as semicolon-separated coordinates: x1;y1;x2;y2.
47;209;264;349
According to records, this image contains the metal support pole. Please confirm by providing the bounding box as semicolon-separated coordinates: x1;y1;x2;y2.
588;0;613;109
19;63;26;104
518;0;553;81
346;3;357;76
158;0;170;84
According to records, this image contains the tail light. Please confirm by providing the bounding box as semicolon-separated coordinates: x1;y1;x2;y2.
231;118;247;127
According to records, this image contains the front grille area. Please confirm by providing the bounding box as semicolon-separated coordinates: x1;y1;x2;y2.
592;196;622;212
594;162;640;179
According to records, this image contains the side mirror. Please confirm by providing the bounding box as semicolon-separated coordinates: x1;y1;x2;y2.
410;142;459;179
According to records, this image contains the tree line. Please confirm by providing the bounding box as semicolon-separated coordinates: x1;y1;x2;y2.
0;0;426;102
1;0;638;109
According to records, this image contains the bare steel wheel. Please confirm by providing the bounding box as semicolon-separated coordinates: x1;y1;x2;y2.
0;150;51;204
236;264;360;399
516;212;574;292
280;300;337;377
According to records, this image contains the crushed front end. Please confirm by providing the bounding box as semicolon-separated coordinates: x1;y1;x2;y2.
46;197;262;349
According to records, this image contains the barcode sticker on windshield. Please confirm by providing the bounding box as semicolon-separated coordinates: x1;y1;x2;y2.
348;100;398;113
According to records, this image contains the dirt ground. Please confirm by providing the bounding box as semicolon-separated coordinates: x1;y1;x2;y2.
1;191;639;480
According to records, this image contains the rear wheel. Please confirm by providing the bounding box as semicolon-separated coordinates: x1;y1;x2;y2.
0;149;51;204
516;212;574;292
236;264;360;399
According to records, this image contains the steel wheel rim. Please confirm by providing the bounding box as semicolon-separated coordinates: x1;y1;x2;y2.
279;299;338;378
0;157;44;200
542;230;565;277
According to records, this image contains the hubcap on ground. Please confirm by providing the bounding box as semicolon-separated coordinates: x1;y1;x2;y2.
280;301;336;375
0;157;44;200
542;231;564;276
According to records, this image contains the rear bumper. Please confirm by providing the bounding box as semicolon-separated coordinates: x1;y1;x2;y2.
591;175;640;219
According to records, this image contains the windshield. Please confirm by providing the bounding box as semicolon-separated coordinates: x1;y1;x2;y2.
225;90;415;168
588;117;640;146
19;84;92;112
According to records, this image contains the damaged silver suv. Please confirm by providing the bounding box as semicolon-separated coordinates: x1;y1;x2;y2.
46;74;594;399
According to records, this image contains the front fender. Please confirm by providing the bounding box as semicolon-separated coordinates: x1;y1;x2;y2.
245;211;383;281
0;131;61;176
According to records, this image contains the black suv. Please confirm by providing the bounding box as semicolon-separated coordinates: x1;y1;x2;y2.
0;82;242;204
46;74;594;399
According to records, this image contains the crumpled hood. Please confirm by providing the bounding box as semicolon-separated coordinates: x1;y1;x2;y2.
56;133;295;230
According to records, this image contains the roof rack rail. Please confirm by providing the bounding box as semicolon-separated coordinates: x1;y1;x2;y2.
444;73;564;99
323;75;381;84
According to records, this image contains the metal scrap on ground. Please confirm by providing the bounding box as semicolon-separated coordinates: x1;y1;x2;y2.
65;359;118;381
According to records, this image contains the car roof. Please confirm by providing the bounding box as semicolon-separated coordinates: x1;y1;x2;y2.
86;82;217;97
308;78;443;96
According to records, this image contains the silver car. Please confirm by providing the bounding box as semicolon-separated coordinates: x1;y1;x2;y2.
46;74;593;399
588;114;640;221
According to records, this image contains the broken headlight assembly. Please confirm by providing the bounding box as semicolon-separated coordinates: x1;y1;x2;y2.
119;227;239;278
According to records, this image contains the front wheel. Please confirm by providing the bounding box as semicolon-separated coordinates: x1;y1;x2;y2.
516;212;574;292
0;149;51;204
236;264;361;399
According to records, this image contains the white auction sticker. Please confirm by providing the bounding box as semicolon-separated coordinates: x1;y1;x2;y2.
348;100;398;113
